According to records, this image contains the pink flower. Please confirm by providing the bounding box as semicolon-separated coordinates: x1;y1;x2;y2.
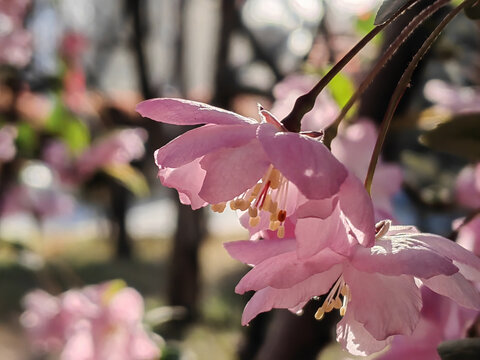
0;125;17;163
457;214;480;258
226;220;480;355
424;79;480;114
270;74;338;131
331;119;403;221
44;128;147;186
21;281;159;360
375;287;478;360
455;163;480;210
0;0;32;67
137;98;349;237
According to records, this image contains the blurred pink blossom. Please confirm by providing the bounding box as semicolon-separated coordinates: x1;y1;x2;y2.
226;220;480;356
21;281;159;360
270;74;338;132
137;98;349;237
0;184;75;219
44;128;148;186
424;79;480;114
0;0;32;67
457;215;480;258
375;287;477;360
456;163;480;209
331;119;403;221
0;125;17;162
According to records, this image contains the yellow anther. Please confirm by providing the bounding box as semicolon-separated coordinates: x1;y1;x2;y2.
315;306;325;320
270;212;277;221
251;183;262;197
277;225;285;238
269;201;278;215
230;201;238;210
326;301;334;313
269;220;280;231
248;206;258;218
269;169;281;189
211;203;226;213
262;194;271;210
249;216;260;227
340;306;347;317
238;200;250;211
333;297;342;309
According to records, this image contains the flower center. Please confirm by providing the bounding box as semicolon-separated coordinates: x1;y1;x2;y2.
210;165;289;238
314;276;350;320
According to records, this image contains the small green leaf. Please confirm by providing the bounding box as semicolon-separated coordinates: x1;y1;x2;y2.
16;122;38;155
419;113;480;161
63;120;90;153
374;0;416;25
103;164;150;197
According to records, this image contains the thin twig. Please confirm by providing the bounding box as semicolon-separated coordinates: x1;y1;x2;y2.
364;0;476;194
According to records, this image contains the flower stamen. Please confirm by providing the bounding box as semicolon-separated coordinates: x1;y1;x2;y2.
211;165;289;238
315;276;350;320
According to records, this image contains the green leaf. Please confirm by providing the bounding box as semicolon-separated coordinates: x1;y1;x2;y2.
326;72;355;114
45;97;90;154
374;0;416;25
63;120;90;153
16;122;38;155
419;113;480;161
103;164;150;197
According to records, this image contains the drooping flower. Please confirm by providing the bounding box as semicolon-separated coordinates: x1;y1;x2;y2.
137;98;349;237
226;219;480;356
21;281;160;360
331;119;403;221
455;163;480;210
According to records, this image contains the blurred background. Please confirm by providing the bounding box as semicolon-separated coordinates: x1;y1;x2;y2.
0;0;479;359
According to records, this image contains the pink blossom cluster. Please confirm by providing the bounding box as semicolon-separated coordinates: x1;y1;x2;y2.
0;0;32;67
44;128;148;186
137;97;480;356
21;281;160;360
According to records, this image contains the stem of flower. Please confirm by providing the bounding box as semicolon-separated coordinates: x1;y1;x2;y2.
280;0;424;132
323;0;450;148
364;0;475;195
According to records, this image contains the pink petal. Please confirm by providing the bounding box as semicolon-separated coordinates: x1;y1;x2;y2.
155;124;257;168
224;238;297;265
136;98;256;125
257;124;348;200
345;269;422;341
413;233;480;281
235;249;344;292
199;140;270;204
241;265;343;325
421;273;480;309
336;311;391;356
350;238;459;278
295;204;348;258
109;288;144;324
337;173;376;247
158;158;207;209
